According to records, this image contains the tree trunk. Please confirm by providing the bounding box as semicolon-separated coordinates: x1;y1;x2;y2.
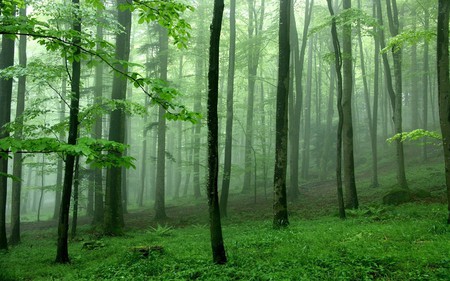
342;0;358;209
104;0;132;235
219;0;236;217
385;0;408;189
288;0;313;200
422;9;430;160
207;0;227;264
10;7;26;245
54;73;66;220
301;37;313;180
327;0;346;219
273;0;290;229
437;0;450;224
71;157;80;239
55;0;81;263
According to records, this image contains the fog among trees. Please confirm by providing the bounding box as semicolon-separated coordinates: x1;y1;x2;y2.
1;0;450;279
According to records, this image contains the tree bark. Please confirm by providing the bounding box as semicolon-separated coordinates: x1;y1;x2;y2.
219;0;236;217
154;26;169;221
207;0;227;264
384;0;408;189
273;0;290;229
104;0;132;235
10;7;27;245
327;0;346;219
55;0;81;263
437;0;450;224
342;0;358;209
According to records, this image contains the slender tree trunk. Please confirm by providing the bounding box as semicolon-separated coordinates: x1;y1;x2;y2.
327;0;346;219
37;156;46;222
342;0;358;209
71;157;80;239
437;0;450;224
10;7;27;245
422;9;430;160
207;0;227;264
219;0;236;217
154;26;169;221
54;75;66;220
289;0;313;200
301;37;313;180
104;0;132;235
385;0;408;189
55;0;81;263
273;0;290;229
193;1;206;199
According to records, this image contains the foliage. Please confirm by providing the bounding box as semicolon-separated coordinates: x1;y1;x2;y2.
0;137;135;168
310;8;378;37
382;29;436;53
146;224;174;237
0;0;199;122
387;129;442;144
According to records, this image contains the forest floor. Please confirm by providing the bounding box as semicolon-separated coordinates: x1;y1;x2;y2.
2;155;450;280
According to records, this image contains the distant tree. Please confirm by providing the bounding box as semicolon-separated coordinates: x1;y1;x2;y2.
220;0;236;217
380;0;408;189
154;25;169;221
327;0;346;219
207;0;227;264
104;0;132;235
437;0;450;224
273;0;290;229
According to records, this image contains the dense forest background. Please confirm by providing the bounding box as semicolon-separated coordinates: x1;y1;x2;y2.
1;0;450;277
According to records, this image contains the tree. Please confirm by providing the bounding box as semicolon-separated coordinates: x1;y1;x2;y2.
219;0;236;217
207;0;227;264
55;0;81;263
273;0;290;229
342;0;358;209
10;6;27;245
0;23;15;251
104;0;132;235
437;0;450;224
154;25;169;221
382;0;408;189
288;0;313;201
327;0;346;219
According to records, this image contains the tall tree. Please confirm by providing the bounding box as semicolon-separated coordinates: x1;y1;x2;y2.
0;15;15;251
55;0;81;263
104;0;132;235
192;0;206;199
207;0;227;264
220;0;236;217
154;25;169;221
342;0;358;209
327;0;346;219
288;0;313;200
92;7;104;224
437;0;450;224
384;0;408;189
242;0;265;194
273;0;290;229
10;6;27;245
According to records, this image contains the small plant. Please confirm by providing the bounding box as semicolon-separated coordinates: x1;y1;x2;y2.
147;224;174;237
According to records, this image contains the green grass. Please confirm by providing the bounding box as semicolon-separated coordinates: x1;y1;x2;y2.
2;203;450;280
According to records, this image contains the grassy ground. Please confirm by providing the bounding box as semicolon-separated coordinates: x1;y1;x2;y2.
1;159;450;280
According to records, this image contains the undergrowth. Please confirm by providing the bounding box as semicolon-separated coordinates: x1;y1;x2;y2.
1;203;450;280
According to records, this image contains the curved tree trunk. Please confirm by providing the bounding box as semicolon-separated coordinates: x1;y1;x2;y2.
55;0;81;263
207;0;227;264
